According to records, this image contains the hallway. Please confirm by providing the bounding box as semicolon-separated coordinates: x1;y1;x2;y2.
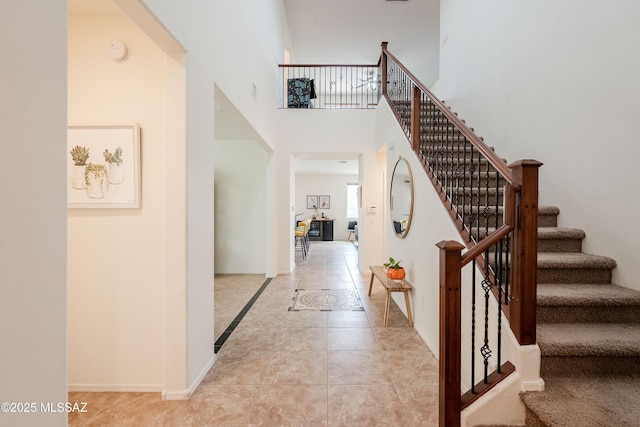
69;241;439;426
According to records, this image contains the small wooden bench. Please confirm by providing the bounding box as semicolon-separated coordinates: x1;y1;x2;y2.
368;265;414;327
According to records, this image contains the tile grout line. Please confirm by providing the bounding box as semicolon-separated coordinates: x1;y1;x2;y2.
214;277;272;353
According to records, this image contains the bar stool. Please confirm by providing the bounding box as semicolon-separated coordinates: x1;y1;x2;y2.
295;220;310;259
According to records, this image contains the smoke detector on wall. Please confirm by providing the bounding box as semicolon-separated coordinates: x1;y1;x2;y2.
108;41;128;62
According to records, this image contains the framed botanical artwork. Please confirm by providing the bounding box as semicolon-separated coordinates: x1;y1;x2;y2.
307;195;318;209
319;195;330;209
67;124;141;208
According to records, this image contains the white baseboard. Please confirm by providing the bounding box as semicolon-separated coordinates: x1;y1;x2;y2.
162;354;217;401
162;389;191;401
68;383;163;392
69;355;217;400
522;378;546;392
414;324;438;357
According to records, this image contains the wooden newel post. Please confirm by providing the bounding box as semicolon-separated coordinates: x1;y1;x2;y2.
381;41;388;97
437;240;465;427
411;86;421;151
508;159;543;345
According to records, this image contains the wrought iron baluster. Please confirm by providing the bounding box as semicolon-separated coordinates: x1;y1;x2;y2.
467;146;475;242
420;94;426;160
481;276;492;383
347;65;351;108
430;100;437;171
494;165;502;299
453;128;461;212
471;259;477;394
320;66;324;108
330;65;334;107
485;160;491;240
461;138;467;231
444;115;450;199
439;116;447;193
424;98;430;165
497;236;503;373
476;150;482;243
504;233;511;306
432;106;437;180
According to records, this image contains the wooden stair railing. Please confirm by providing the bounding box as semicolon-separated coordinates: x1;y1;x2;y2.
379;42;542;427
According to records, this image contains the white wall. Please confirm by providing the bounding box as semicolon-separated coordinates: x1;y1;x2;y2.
439;0;640;291
137;0;289;154
0;1;68;425
376;99;460;352
128;0;291;392
67;15;167;391
185;56;216;393
295;173;358;241
356;148;388;273
214;140;267;274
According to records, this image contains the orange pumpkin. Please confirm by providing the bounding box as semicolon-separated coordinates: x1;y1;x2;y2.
387;267;405;280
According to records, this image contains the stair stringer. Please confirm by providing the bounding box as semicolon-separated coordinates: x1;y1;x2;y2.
461;342;544;427
459;272;544;427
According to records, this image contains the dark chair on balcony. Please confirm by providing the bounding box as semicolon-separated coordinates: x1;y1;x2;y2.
287;78;315;108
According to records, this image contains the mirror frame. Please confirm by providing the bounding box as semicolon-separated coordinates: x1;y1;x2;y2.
389;156;414;239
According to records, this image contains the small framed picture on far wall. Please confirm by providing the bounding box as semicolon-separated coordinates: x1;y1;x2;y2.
319;195;330;209
307;195;318;209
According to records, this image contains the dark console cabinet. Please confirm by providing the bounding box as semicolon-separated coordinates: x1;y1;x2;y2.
321;220;333;241
307;220;321;240
307;219;334;241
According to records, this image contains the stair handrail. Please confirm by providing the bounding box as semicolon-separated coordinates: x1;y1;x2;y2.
381;42;513;182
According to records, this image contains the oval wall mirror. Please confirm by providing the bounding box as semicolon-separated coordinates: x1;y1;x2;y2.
390;157;414;238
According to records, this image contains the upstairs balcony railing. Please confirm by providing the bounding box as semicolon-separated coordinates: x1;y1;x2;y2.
278;64;380;109
379;42;541;426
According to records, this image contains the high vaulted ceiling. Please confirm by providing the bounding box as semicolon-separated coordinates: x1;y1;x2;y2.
282;0;440;86
69;0;440;86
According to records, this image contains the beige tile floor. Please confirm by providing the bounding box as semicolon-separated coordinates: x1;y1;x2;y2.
214;274;267;342
69;241;439;426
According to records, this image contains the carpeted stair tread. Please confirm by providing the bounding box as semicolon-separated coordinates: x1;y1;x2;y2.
537;227;585;252
537;323;640;357
474;425;522;427
537;283;640;307
537;252;616;269
538;206;560;216
536;227;585;242
521;376;640;427
483;226;583;240
538;206;560;221
537;284;640;323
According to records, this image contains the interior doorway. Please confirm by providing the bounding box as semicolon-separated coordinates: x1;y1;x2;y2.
293;155;361;244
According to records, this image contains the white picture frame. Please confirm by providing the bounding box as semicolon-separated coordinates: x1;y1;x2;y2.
319;195;330;209
307;195;318;209
67;124;141;208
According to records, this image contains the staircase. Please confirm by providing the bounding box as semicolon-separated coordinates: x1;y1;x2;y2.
391;97;640;426
521;206;640;427
381;42;640;425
